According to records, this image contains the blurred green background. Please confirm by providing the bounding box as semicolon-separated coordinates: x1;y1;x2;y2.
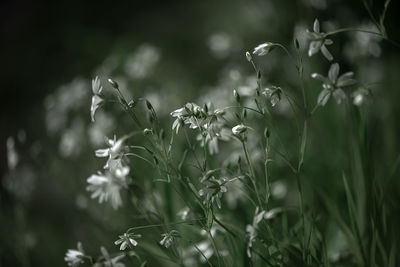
1;0;400;266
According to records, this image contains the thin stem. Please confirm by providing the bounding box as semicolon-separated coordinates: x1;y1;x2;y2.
241;140;263;207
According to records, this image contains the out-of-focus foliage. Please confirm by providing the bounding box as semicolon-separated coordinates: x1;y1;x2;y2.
1;0;400;266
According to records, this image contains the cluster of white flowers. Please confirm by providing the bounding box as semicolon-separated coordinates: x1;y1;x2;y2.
171;102;230;154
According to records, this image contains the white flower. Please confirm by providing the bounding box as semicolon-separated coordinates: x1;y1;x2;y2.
177;207;190;220
86;165;129;209
170;103;202;134
114;232;142;250
90;76;104;122
6;136;19;170
196;122;230;155
232;124;247;135
262;86;282;107
159;230;180;248
312;63;357;106
246;207;265;258
306;19;334;61
199;177;228;209
64;242;85;267
95;135;126;169
100;247;125;267
252;42;274;56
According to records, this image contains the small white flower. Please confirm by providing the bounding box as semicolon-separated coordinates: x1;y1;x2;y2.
100;247;125;267
64;242;86;267
114;232;142;250
253;42;274;56
86;164;129;209
312;63;357;106
262;86;282;107
6;136;19;170
90;76;104;122
199;177;228;209
177;207;190;220
306;19;334;61
159;230;180;248
95;135;126;169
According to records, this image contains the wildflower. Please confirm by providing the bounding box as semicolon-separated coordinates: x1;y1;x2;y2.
100;247;125;267
351;87;371;106
197;122;230;155
114;232;142;250
86;165;129;209
232;124;247;135
95;135;126;169
199;177;228;208
262;86;282;107
306;19;334;61
91;76;104;122
159;230;180;248
312;63;357;106
252;42;274;56
64;242;86;267
177;207;190;220
170;103;202;134
246;207;265;258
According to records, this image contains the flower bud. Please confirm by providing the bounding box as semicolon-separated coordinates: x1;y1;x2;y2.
108;78;119;89
246;51;252;62
233;90;240;103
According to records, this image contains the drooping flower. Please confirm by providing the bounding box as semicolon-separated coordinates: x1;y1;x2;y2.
262;86;282;107
312;63;357;106
100;247;125;267
86;164;129;209
246;207;265;258
64;242;86;267
91;76;104;122
252;42;274;56
114;232;142;250
306;19;334;61
95;135;126;169
199;176;228;209
159;230;180;248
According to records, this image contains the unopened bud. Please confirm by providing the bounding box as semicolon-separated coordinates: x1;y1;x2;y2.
246;51;252;62
108;78;119;89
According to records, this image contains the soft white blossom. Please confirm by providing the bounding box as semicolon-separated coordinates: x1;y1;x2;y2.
91;76;104;122
262;86;282;107
232;124;247;135
159;230;180;248
312;63;357;106
64;242;86;267
114;232;142;250
199;176;228;209
306;19;334;61
95;135;126;169
86;164;129;209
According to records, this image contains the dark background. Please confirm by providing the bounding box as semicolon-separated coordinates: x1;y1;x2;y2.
1;0;400;266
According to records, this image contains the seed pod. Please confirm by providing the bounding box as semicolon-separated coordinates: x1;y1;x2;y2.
264;128;270;139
